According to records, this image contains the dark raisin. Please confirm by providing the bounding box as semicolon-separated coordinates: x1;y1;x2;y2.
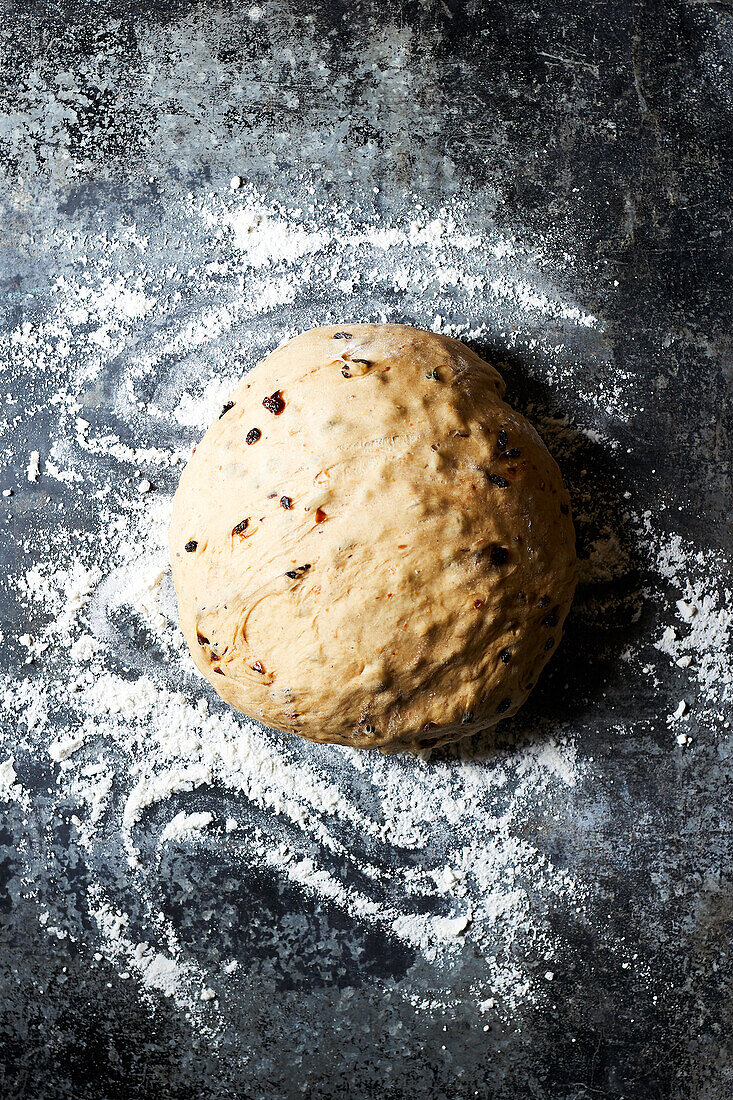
560;502;569;515
333;331;352;339
545;637;555;650
214;667;224;675
487;473;509;488
315;508;327;524
499;648;511;664
196;633;209;646
423;722;437;731
185;540;197;552
428;369;441;381
352;358;371;366
363;722;376;734
341;368;352;378
280;496;293;509
497;429;508;451
490;546;509;566
252;661;264;674
497;698;512;713
474;599;484;609
233;519;249;535
461;712;474;724
538;596;551;608
246;428;261;444
263;390;285;415
285;564;311;579
542;610;559;628
504;448;521;458
219;401;234;419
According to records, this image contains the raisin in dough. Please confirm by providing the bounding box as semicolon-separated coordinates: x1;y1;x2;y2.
170;324;577;752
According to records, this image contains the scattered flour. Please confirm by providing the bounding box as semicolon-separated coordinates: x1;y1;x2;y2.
0;757;22;803
26;450;40;482
161;810;214;842
2;179;729;1037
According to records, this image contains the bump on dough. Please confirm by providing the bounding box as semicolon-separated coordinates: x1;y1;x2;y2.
170;324;577;752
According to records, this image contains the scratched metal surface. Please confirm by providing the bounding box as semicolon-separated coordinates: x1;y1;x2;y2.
1;2;732;1098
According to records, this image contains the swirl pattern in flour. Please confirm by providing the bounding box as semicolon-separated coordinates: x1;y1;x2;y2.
2;188;729;1067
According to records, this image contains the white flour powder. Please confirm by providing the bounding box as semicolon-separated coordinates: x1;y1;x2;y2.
1;183;730;1032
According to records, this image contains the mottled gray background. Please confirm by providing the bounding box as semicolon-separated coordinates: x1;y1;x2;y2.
1;2;732;1098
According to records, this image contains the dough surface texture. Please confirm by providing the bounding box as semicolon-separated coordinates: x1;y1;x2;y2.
170;324;577;752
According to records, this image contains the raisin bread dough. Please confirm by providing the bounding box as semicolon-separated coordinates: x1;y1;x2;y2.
170;324;577;752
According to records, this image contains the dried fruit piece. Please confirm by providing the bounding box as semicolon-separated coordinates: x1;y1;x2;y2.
499;648;511;664
233;519;249;535
487;473;509;489
252;661;265;674
497;429;508;451
497;698;512;713
185;540;197;552
263;391;285;415
280;496;293;509
504;448;521;458
315;508;327;524
333;331;352;339
285;564;311;579
542;610;559;627
490;546;509;566
219;402;234;419
545;637;555;650
246;428;261;444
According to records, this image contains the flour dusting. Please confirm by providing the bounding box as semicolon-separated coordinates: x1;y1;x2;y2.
1;180;729;1044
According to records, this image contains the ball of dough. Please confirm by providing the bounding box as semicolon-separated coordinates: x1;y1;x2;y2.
169;324;577;752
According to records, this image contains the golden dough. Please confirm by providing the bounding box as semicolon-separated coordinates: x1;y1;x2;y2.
169;324;577;752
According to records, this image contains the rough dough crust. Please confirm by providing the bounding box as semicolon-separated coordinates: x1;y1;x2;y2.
169;324;577;752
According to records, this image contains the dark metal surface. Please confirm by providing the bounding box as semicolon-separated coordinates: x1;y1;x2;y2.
1;2;732;1098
